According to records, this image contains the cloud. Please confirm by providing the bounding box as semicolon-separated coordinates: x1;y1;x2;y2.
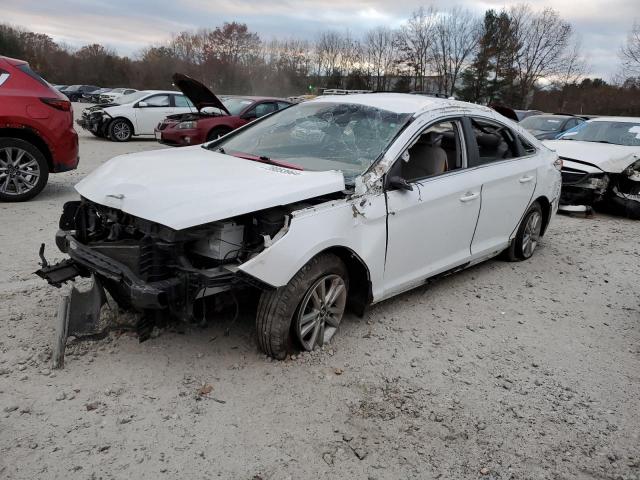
2;0;637;78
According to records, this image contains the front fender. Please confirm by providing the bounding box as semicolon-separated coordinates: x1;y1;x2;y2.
238;194;387;301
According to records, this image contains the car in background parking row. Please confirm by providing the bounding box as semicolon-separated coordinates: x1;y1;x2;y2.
0;56;79;201
76;89;196;141
544;117;640;218
99;88;137;104
62;85;100;102
520;114;587;140
155;74;292;146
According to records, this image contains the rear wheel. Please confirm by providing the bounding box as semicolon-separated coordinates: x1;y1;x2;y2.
0;138;49;202
108;119;133;142
505;202;543;261
256;253;348;359
206;127;232;142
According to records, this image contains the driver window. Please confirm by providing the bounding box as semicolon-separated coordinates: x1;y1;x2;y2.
468;117;518;166
395;120;463;183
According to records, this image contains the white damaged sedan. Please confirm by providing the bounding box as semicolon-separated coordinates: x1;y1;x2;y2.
38;93;561;360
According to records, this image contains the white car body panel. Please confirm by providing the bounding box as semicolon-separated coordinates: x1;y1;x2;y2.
75;147;346;230
544;139;640;173
239;99;561;295
101;90;194;136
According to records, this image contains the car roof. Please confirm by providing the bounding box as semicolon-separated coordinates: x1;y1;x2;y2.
222;95;290;102
308;92;484;115
0;56;27;66
138;90;181;95
588;116;640;123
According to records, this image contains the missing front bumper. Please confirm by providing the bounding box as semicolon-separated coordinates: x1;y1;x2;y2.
52;275;107;369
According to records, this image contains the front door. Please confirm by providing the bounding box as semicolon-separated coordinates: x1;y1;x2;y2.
383;118;482;298
134;94;173;134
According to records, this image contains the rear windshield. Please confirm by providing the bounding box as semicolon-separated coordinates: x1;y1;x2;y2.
18;64;49;87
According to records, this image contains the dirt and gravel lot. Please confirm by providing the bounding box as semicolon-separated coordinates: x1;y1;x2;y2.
1;104;639;480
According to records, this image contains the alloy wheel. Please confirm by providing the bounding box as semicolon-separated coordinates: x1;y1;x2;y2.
0;147;41;197
295;274;347;351
522;210;542;258
112;121;131;141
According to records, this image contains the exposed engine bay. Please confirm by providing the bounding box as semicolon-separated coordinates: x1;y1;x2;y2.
36;193;344;351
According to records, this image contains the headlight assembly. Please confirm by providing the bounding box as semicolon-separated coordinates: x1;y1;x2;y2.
177;121;197;130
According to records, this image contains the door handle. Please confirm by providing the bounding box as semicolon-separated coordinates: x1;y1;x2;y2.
519;175;534;183
459;192;479;203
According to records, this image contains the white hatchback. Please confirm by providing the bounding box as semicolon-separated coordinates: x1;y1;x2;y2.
39;93;562;361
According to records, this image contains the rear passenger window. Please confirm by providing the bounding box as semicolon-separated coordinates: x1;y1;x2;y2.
519;136;536;155
174;95;194;108
468;118;518;167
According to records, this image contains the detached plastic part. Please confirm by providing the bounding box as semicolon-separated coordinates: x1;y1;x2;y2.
52;275;106;369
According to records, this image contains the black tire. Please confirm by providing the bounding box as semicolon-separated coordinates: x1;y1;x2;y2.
256;253;349;359
206;127;232;142
0;137;49;202
505;202;543;261
108;119;133;142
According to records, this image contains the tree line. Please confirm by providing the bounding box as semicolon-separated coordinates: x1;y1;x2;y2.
1;4;639;114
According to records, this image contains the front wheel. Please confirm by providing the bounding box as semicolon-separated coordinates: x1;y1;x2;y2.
256;253;349;359
206;127;232;142
505;202;543;261
108;119;133;142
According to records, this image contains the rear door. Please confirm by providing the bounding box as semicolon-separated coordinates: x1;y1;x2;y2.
465;116;538;258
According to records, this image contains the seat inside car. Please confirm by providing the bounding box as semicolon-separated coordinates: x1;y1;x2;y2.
402;131;448;180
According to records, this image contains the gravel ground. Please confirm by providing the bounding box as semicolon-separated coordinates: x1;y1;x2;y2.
1;104;639;479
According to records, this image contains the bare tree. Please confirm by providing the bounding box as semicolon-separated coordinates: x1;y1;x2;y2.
364;27;399;90
397;7;437;91
620;21;640;75
511;5;573;106
430;8;480;96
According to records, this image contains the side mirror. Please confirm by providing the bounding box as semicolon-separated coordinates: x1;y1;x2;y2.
137;101;148;108
241;112;256;121
387;176;413;191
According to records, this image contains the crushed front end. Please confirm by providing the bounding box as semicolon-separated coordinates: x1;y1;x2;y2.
36;199;292;362
76;104;113;136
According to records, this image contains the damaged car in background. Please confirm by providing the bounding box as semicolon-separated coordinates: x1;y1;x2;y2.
155;73;292;146
544;117;640;218
36;93;561;364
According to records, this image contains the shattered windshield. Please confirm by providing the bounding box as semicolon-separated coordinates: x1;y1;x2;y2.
521;116;565;132
213;101;411;181
559;121;640;146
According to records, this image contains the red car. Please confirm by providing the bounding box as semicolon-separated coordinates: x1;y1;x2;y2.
155;73;292;146
0;56;79;201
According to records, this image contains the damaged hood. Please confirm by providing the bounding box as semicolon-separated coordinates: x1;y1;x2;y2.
172;73;230;114
75;147;345;230
544;140;640;173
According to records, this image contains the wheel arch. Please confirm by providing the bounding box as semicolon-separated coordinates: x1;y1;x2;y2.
532;195;551;236
207;124;233;139
319;246;372;317
0;126;53;171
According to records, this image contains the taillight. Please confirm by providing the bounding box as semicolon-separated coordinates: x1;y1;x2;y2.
40;97;71;111
553;157;563;171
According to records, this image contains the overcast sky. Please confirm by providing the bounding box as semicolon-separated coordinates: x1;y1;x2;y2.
2;0;637;79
